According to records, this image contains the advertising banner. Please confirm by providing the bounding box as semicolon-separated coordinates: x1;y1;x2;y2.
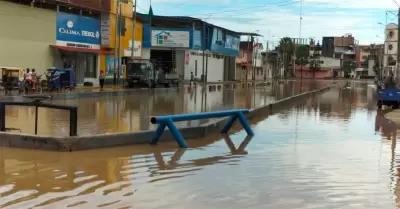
151;30;190;47
105;57;122;78
56;12;101;49
124;40;142;57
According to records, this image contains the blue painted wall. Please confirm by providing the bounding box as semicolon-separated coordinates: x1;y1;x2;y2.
142;23;240;56
192;30;202;50
142;25;192;48
209;27;240;56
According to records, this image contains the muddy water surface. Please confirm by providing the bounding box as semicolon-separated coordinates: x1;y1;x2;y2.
1;81;400;208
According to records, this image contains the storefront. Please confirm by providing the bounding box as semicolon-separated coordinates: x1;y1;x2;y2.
51;12;105;85
184;27;239;82
142;26;191;78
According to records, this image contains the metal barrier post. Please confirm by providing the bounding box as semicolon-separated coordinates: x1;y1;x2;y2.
0;103;5;132
34;105;39;135
150;123;167;145
150;109;253;148
166;118;187;148
0;96;78;137
237;112;254;136
220;115;238;134
69;107;78;136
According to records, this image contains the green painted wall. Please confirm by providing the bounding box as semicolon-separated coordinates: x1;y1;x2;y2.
0;2;55;74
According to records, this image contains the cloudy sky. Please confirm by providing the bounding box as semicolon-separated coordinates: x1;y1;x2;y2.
136;0;398;46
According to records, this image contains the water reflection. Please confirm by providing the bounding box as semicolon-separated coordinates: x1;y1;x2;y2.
3;80;334;136
6;81;400;208
0;133;253;208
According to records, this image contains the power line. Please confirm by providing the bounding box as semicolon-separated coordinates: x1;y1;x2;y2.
190;0;296;17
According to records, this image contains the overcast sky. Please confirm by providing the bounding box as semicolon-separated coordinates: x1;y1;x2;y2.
136;0;399;46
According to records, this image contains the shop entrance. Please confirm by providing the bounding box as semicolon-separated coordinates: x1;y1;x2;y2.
150;50;174;73
54;50;97;85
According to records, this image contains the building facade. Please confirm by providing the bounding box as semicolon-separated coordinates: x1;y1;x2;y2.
0;0;143;86
0;1;56;73
355;44;383;77
138;13;240;83
235;41;263;81
384;23;398;74
294;57;341;78
100;0;143;85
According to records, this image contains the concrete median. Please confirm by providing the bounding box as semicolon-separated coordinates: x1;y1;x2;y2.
0;82;343;151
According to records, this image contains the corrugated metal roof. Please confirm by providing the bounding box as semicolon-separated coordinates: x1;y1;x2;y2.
136;12;244;36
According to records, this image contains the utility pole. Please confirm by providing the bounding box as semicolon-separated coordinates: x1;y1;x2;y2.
113;0;120;86
246;36;251;82
202;23;205;83
397;7;400;79
131;0;137;59
117;3;122;86
293;38;296;77
205;27;209;83
253;37;258;80
265;40;268;79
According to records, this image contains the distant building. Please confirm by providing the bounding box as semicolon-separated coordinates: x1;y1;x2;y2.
321;37;335;57
294;56;341;78
355;44;383;76
384;23;398;75
321;34;357;77
235;39;263;81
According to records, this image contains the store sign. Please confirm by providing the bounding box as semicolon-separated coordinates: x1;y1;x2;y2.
56;12;101;49
124;40;142;57
151;30;190;47
101;13;111;46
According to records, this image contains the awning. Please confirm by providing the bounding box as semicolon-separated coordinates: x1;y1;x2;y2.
50;45;113;54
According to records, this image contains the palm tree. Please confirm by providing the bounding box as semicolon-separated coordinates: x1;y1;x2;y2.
278;37;295;77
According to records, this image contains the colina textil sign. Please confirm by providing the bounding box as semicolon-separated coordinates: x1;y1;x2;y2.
59;20;100;38
56;12;101;49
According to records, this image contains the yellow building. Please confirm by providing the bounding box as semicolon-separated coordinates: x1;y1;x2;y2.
99;0;143;85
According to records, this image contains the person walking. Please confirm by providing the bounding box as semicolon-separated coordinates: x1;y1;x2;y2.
99;70;105;90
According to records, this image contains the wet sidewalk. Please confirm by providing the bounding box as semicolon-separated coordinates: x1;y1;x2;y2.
3;80;334;136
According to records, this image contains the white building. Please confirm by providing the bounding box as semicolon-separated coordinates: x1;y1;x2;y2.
384;23;398;76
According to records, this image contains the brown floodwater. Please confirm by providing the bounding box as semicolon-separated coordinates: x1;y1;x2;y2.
2;80;332;136
1;81;400;208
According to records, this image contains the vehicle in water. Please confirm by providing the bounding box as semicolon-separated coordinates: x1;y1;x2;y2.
43;68;75;92
0;67;24;95
126;59;179;88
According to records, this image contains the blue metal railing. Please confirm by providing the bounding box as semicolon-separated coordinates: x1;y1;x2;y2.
150;109;254;148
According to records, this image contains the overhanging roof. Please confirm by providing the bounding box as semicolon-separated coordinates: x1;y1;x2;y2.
136;12;241;36
237;32;263;37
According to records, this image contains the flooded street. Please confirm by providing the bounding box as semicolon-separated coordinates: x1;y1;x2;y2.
3;80;331;136
1;81;400;208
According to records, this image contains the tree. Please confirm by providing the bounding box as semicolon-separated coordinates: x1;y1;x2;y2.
309;59;321;78
278;37;295;76
295;45;309;77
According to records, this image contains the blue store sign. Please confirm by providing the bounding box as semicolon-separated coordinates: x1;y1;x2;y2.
56;12;101;49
